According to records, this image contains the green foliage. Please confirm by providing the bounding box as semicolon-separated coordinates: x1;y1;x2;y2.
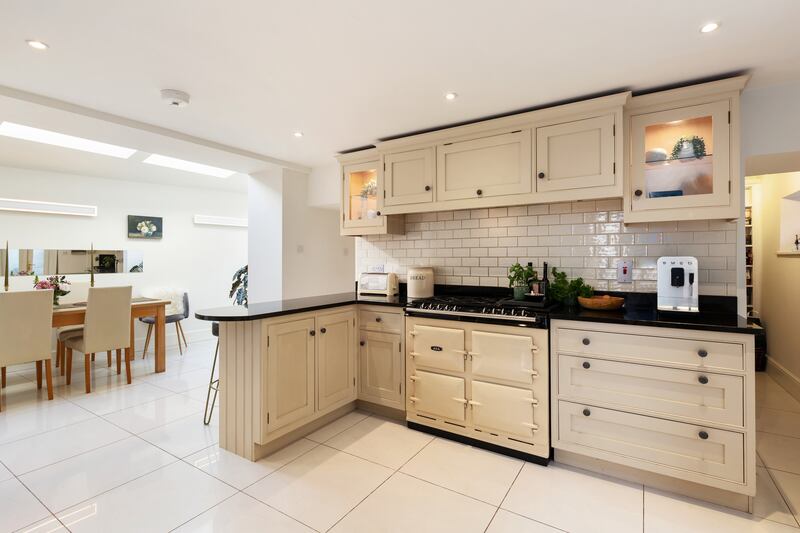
549;267;593;305
229;265;248;306
507;262;536;287
670;135;707;160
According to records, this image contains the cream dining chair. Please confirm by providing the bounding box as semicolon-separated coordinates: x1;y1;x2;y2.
64;286;133;393
0;290;55;411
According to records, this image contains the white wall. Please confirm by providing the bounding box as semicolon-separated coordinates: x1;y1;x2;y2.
307;162;340;208
247;168;283;303
0;165;248;346
742;80;800;161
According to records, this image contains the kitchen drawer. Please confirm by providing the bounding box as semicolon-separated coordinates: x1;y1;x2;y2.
558;401;744;484
471;329;544;384
409;371;466;422
556;327;744;372
359;309;403;333
558;355;744;426
471;380;543;441
409;324;466;372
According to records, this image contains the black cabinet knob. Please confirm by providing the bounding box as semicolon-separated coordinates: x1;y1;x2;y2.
582;408;591;417
698;430;709;440
538;172;545;179
698;375;709;385
376;210;381;216
320;327;327;334
634;189;643;197
359;341;365;346
476;189;483;196
424;185;431;191
309;330;315;337
582;338;590;346
376;317;382;323
582;361;591;369
698;349;708;358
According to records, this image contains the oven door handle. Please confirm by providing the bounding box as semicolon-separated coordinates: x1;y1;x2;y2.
521;368;539;377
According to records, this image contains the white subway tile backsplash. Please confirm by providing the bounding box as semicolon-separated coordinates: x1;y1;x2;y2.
356;202;737;296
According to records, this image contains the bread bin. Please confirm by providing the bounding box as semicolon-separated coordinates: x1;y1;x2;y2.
407;267;434;298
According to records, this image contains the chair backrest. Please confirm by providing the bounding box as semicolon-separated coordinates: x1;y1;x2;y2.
84;286;132;353
0;290;53;365
60;281;89;305
182;292;190;319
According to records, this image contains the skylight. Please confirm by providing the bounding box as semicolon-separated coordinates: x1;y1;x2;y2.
0;122;137;159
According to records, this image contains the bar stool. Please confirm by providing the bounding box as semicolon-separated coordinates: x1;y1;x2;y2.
204;322;220;425
0;290;55;411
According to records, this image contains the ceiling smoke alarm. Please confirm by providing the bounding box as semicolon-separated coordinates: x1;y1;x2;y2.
160;89;190;108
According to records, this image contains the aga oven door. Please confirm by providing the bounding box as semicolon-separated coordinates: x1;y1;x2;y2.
409;323;466;372
470;329;546;384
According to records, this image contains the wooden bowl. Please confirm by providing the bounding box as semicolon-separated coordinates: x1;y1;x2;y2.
578;295;625;310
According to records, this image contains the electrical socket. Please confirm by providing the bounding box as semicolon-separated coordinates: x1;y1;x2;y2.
617;259;633;283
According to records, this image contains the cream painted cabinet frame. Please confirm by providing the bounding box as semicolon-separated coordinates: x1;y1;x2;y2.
436;129;532;201
624;76;748;223
381;147;435;207
337;149;404;237
535;114;616;193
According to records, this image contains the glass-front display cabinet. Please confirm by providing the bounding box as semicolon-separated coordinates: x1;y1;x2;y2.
630;100;730;214
338;151;404;236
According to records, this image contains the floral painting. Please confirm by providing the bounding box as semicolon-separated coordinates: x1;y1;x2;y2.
127;215;163;239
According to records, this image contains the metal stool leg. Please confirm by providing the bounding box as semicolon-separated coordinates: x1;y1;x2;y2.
203;339;220;425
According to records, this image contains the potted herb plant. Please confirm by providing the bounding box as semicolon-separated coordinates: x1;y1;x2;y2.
549;267;593;307
508;262;535;300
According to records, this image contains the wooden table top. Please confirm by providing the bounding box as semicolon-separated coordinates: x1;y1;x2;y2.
53;297;170;312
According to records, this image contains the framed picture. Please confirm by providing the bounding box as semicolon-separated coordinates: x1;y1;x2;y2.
127;215;163;239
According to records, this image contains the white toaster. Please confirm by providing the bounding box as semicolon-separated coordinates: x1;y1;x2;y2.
358;272;399;296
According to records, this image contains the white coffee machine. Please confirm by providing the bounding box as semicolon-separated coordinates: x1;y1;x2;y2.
657;256;699;312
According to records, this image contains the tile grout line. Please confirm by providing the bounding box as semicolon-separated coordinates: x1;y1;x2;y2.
762;466;800;529
4;454;72;533
483;462;523;533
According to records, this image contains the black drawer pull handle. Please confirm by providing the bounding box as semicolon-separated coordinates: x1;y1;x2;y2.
320;328;327;334
582;361;591;369
376;210;381;216
634;189;643;197
698;430;709;440
359;341;365;346
538;172;545;179
582;408;591;417
476;189;483;196
698;349;708;358
309;330;315;337
582;338;590;346
376;317;382;323
424;185;431;191
698;375;709;385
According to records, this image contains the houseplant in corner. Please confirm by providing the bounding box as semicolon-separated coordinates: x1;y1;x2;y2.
229;265;248;306
508;262;535;300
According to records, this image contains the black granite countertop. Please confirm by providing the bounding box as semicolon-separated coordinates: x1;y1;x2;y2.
195;292;406;322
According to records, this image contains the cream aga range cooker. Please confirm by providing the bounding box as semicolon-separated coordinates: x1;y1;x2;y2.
405;295;552;464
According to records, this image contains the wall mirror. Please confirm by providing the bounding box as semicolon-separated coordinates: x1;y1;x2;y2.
0;249;144;276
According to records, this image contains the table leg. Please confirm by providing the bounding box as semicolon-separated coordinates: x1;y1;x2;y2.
129;318;136;362
155;306;166;373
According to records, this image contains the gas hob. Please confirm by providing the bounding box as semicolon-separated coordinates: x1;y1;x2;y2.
405;295;554;328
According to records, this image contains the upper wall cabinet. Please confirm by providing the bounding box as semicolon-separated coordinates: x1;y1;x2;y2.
535;114;616;193
382;147;435;207
436;129;532;202
624;76;748;223
338;150;404;236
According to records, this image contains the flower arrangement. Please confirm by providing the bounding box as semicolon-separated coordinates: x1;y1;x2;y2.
137;220;158;237
33;275;71;305
359;179;377;198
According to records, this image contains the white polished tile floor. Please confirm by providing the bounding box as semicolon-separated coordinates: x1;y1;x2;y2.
1;343;800;532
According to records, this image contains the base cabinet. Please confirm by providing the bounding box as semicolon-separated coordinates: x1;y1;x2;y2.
359;330;403;407
550;320;756;496
317;311;357;410
266;318;316;432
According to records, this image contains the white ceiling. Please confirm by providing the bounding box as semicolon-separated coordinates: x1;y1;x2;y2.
1;0;800;170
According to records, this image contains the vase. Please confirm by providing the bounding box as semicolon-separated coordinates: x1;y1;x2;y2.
513;285;528;300
677;141;695;160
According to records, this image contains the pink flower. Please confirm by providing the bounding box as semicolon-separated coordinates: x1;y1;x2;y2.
35;280;55;290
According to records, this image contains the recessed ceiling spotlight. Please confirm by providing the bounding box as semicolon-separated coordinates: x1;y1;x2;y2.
444;92;458;101
700;22;719;33
26;40;48;50
293;131;304;138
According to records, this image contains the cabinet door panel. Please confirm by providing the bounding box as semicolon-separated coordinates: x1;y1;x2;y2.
342;161;383;229
383;148;435;206
558;401;744;483
317;311;356;410
630;100;730;212
471;329;544;384
536;115;615;192
360;331;403;405
437;130;532;201
470;381;542;441
409;370;466;422
267;318;315;431
409;324;465;372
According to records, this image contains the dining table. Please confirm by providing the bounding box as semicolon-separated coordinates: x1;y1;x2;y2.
52;297;171;373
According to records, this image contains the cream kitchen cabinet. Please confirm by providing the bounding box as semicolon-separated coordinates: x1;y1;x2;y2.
337;150;404;236
551;319;756;502
357;305;405;410
317;310;357;410
624;76;748;223
381;147;435;207
436;129;532;201
406;316;549;459
266;318;316;432
534;114;617;193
